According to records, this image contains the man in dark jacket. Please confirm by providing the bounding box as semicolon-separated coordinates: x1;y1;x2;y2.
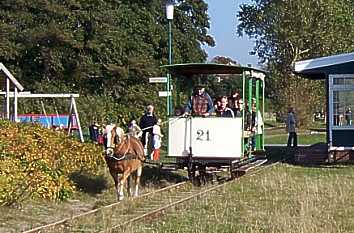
286;107;297;147
139;104;158;155
216;96;234;118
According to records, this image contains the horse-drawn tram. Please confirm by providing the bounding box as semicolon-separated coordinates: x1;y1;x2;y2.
162;63;268;180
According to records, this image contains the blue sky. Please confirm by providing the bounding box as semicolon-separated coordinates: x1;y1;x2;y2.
203;0;259;67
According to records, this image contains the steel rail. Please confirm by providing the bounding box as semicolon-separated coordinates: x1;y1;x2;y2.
99;159;280;233
23;158;283;233
22;182;188;233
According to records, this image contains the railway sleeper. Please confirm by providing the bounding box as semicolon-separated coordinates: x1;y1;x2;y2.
231;158;267;178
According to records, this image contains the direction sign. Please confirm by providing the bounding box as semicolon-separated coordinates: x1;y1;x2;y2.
158;91;172;97
149;77;167;83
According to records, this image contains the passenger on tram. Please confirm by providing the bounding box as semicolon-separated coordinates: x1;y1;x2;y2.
228;97;242;117
250;99;258;150
214;97;222;114
231;90;241;102
216;96;234;118
244;101;252;131
184;85;214;117
231;98;243;117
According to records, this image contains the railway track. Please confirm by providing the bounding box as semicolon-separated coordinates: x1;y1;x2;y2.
23;158;272;233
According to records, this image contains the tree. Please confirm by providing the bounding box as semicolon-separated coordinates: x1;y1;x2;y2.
237;0;354;126
211;56;238;65
0;0;215;125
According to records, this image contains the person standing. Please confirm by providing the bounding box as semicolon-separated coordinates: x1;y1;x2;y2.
89;122;100;143
286;107;297;147
139;105;158;155
151;119;163;161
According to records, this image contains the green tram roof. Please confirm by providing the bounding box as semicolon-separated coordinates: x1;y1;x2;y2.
161;63;267;77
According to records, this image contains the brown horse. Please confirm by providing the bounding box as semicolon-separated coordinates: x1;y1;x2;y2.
104;124;145;201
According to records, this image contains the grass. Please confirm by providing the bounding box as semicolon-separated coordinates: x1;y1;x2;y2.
265;132;326;145
0;166;186;232
130;163;354;233
264;120;284;128
1;124;349;233
264;120;327;145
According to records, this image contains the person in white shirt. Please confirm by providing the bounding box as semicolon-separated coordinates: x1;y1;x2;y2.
128;120;142;138
151;119;163;160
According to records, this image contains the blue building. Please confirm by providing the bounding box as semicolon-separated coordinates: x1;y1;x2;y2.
295;52;354;161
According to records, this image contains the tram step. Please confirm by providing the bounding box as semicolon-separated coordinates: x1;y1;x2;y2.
161;165;177;171
233;159;267;172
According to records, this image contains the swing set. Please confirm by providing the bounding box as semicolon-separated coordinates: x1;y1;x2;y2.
0;92;84;142
0;63;84;142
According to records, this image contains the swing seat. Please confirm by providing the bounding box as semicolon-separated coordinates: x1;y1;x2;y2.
17;114;79;129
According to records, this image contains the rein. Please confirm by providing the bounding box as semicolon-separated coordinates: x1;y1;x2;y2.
106;135;140;161
106;154;126;161
106;117;184;161
135;115;185;133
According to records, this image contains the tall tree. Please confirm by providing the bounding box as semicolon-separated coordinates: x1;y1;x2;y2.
237;0;354;125
0;0;215;124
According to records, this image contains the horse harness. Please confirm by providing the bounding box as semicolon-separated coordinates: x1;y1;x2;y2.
105;134;142;162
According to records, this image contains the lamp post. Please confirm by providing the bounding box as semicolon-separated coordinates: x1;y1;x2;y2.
166;0;174;116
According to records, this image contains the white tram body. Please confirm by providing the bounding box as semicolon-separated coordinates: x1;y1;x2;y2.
168;117;243;159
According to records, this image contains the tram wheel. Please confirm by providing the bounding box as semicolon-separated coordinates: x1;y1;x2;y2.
187;165;196;181
198;165;207;185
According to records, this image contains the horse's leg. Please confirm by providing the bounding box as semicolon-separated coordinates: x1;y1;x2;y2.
134;164;142;197
127;175;132;197
119;169;131;201
109;170;120;200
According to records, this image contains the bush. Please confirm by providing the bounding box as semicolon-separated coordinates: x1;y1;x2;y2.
0;120;104;206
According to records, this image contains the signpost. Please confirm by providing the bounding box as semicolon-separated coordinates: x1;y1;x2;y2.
158;91;172;97
149;77;167;83
149;77;170;97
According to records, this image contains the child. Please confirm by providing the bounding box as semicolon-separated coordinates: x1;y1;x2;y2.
151;119;163;160
128;120;142;138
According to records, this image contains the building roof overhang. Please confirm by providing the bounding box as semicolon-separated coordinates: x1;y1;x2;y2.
294;52;354;80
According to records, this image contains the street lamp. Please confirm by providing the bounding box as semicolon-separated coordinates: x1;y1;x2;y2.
165;0;174;116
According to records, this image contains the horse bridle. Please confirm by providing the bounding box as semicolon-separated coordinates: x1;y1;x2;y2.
105;127;120;154
106;134;131;161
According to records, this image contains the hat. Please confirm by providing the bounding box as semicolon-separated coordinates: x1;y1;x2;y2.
194;84;204;89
